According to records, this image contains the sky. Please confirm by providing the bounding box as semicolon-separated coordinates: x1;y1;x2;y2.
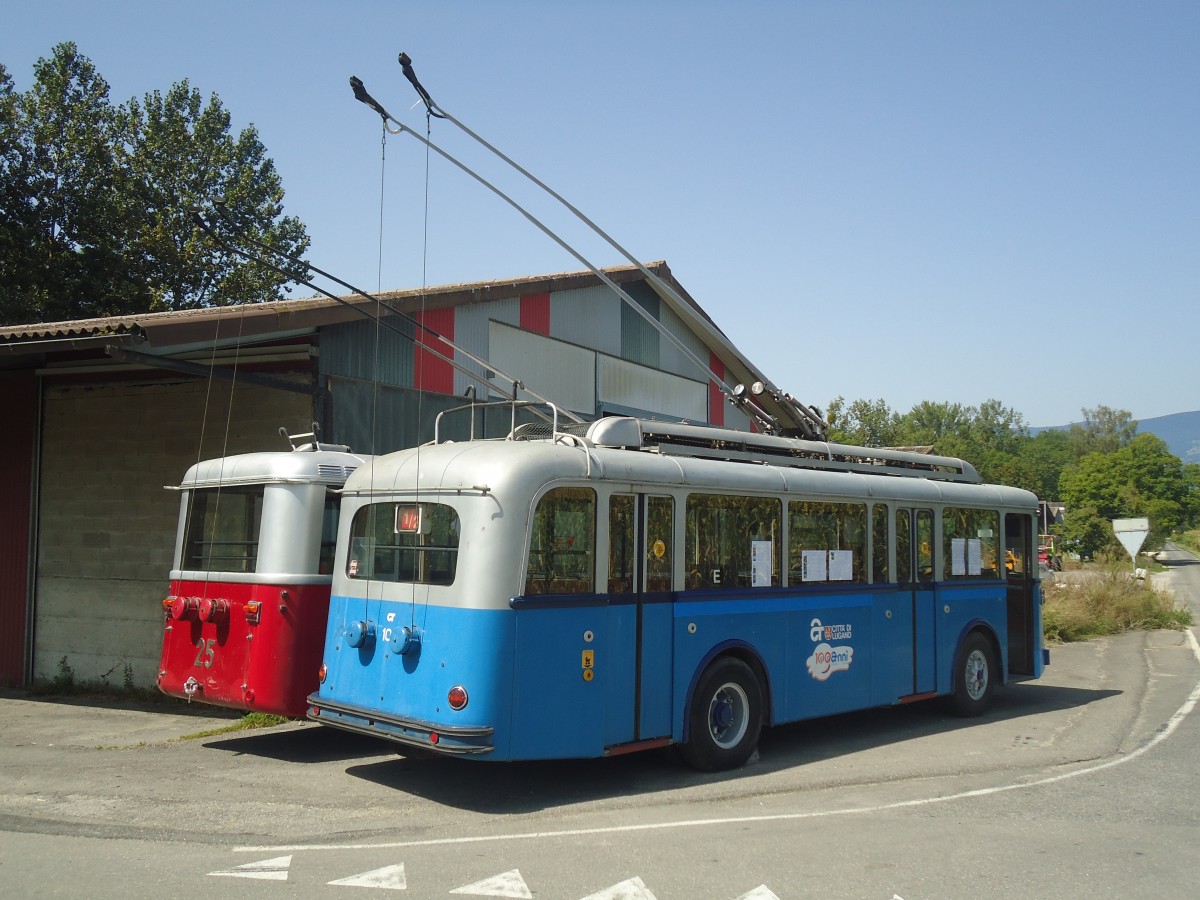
4;1;1197;427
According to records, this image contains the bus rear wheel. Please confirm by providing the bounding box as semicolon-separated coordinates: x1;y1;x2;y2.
680;657;763;772
949;631;996;717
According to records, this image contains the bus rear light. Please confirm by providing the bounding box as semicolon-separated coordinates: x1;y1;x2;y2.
447;686;468;711
198;597;229;623
318;664;328;684
243;601;262;624
429;732;439;745
169;596;199;621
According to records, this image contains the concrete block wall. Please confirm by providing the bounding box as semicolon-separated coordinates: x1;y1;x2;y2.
33;375;313;688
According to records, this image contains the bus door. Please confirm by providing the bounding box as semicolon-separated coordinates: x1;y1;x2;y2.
897;507;937;695
607;493;674;746
1005;513;1036;675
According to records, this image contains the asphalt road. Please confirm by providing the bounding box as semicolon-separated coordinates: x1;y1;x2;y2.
2;551;1198;899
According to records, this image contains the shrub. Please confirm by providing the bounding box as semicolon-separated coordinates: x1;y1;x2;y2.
1043;560;1192;643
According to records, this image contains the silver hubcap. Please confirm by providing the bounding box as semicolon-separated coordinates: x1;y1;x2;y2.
708;681;750;750
965;648;989;701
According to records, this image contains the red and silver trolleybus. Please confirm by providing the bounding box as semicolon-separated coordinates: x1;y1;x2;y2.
157;436;367;716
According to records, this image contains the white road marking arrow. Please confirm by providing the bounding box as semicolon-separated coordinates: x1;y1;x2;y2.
208;855;292;881
450;868;533;898
579;876;659;900
328;862;407;890
734;887;781;900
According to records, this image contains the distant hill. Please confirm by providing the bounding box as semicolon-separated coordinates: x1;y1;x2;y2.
1033;410;1200;462
1138;410;1200;462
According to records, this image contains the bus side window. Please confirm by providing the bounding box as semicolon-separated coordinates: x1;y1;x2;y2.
646;496;673;592
685;494;780;589
871;504;889;584
608;495;635;594
916;509;934;583
787;500;867;584
896;508;912;584
319;491;339;575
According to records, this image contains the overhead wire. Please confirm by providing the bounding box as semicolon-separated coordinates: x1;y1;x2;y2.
390;55;827;439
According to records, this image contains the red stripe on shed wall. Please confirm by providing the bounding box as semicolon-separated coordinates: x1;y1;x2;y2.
0;374;36;686
708;352;725;427
414;308;456;395
520;292;551;335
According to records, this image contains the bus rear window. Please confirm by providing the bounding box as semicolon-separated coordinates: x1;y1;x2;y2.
182;487;264;573
347;502;460;585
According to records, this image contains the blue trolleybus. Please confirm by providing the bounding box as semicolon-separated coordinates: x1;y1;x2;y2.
309;410;1045;770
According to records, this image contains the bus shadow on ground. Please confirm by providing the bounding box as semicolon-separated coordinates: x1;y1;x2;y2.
335;680;1119;813
202;723;397;763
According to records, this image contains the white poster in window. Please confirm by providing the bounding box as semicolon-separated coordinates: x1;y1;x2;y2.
802;549;827;582
951;538;966;576
967;538;983;576
750;540;772;587
829;550;854;581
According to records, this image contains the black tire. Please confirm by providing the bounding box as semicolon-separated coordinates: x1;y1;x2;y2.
679;657;763;771
949;631;996;717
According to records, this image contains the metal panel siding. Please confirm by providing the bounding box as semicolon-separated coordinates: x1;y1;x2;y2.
547;285;621;355
597;355;707;421
0;374;36;685
488;321;596;414
658;302;711;380
452;299;518;398
619;281;661;368
319;317;414;388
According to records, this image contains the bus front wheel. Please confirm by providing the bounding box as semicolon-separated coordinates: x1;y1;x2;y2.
950;631;996;717
680;657;763;771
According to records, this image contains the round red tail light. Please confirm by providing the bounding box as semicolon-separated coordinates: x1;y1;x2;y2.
318;663;328;684
447;685;468;711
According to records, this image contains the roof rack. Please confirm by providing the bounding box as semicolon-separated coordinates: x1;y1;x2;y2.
582;418;982;483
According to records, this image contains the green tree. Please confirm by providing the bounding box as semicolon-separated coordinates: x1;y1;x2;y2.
0;43;308;325
826;396;901;446
1068;405;1138;458
1013;428;1072;500
122;80;308;310
1;45;137;321
1058;433;1193;552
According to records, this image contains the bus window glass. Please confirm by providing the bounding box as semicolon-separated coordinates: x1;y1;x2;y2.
183;487;264;573
526;487;596;594
646;496;674;592
943;507;1001;579
685;495;780;589
608;494;634;594
871;504;889;584
896;508;912;583
787;501;867;584
916;509;934;583
319;491;340;575
347;502;460;585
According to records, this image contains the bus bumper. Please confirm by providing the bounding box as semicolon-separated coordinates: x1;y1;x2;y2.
306;695;495;756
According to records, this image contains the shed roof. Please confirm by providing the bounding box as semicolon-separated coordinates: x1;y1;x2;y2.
0;260;810;432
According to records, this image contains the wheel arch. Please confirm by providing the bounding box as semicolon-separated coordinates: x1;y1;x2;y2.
681;639;773;744
949;619;1005;691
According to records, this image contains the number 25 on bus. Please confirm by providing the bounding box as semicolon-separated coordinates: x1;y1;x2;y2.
309;414;1046;771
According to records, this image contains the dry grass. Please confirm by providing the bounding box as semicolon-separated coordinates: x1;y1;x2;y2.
1043;560;1192;643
